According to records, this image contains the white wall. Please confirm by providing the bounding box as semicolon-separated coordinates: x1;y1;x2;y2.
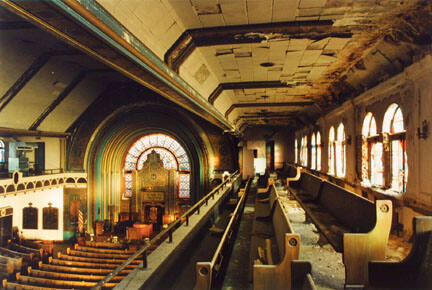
0;187;64;240
19;137;61;170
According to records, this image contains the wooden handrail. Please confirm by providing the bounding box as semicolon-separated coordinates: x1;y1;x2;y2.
92;171;239;289
195;178;251;290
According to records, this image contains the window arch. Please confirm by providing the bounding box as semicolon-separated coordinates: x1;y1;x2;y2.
124;133;191;198
383;104;407;193
0;140;5;163
311;133;316;170
361;113;383;187
294;139;298;164
336;123;346;177
328;127;335;175
300;135;308;167
311;131;321;170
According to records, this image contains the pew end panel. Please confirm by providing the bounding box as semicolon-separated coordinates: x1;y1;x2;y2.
343;200;392;286
257;178;275;194
253;234;300;290
195;262;212;290
368;216;432;289
291;260;316;290
286;167;301;188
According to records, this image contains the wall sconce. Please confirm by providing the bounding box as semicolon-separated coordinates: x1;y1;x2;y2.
417;120;428;139
346;135;352;145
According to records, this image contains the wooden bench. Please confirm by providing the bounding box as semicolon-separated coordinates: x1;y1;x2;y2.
48;257;137;269
257;178;275;194
0;254;21;276
74;244;134;254
288;172;392;286
8;242;43;260
39;262;133;275
255;185;278;220
66;248;132;259
20;240;53;256
15;272;118;289
368;216;432;289
2;280;60;290
27;266;124;282
250;187;315;289
57;252;141;264
84;240;126;249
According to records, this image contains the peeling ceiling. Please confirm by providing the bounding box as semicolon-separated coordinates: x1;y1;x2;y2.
1;0;432;133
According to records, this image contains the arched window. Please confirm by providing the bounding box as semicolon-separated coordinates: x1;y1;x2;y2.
328;127;335;175
300;135;308;166
383;104;407;193
311;133;316;170
336;123;346;177
361;113;383;187
311;131;322;170
0;140;5;163
316;132;321;171
124;133;191;198
294;139;298;164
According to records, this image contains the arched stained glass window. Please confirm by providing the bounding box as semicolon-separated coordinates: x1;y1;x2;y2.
124;134;191;198
294;139;298;164
311;133;316;170
383;104;407;193
316;132;321;171
328;127;335;175
336;123;346;177
0;140;5;163
300;135;308;167
362;113;383;187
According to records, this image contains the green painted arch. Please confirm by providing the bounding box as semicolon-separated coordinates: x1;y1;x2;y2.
85;103;214;228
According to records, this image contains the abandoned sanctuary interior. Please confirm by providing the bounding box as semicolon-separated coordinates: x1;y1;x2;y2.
0;0;431;289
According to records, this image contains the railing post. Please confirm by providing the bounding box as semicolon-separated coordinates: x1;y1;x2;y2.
197;205;200;215
186;215;189;226
168;229;173;243
142;249;147;269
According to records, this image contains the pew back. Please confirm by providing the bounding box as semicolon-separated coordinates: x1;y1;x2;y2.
319;181;375;233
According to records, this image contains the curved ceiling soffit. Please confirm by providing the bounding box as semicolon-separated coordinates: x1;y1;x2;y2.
83;102;214;174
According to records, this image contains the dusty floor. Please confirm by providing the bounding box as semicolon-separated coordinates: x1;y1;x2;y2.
277;187;412;289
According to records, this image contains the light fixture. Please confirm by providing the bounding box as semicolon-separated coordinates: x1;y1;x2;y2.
260;62;275;67
417;120;428;139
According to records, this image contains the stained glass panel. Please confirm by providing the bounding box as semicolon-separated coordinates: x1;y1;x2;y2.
311;133;316;170
124;133;191;198
370;142;384;187
328;127;335;175
336;123;345;177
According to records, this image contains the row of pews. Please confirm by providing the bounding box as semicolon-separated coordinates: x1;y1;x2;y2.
256;165;432;289
1;240;146;289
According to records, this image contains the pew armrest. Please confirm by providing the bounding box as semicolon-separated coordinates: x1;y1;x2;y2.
343;200;392;286
253;234;300;290
286;167;301;188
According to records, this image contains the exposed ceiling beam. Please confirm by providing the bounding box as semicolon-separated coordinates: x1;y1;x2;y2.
0;127;70;138
225;101;314;118
0;20;34;29
165;20;353;72
208;81;290;104
0;50;80;113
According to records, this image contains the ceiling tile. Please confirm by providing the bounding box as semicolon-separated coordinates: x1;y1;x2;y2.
299;0;327;9
247;0;273;24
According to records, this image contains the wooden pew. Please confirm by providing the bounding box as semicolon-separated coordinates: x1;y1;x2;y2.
0;247;33;261
84;240;126;249
3;279;60;290
57;252;141;264
48;257;137;269
16;272;118;289
254;185;278;219
67;248;132;259
20;240;53;256
251;188;315;289
257;178;275;194
27;267;124;282
0;254;22;275
8;243;43;259
74;244;134;254
39;262;133;275
288;173;392;286
368;216;432;289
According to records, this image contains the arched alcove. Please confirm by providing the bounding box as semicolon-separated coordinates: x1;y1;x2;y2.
84;103;214;229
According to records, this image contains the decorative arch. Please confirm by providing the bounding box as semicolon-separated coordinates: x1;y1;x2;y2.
84;103;214;229
361;112;383;187
336;123;346;178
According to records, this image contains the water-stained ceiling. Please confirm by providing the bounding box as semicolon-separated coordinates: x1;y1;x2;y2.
1;0;432;133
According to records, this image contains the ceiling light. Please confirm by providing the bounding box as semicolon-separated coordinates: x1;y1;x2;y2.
260;62;275;67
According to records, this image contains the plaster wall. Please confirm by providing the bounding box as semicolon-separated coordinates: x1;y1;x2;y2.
0;187;64;240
